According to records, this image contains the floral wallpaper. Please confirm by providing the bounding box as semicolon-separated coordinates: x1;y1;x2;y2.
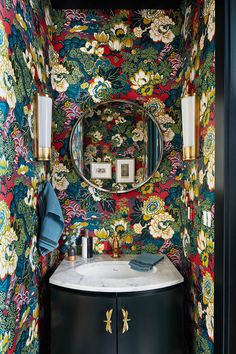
0;1;215;353
51;8;185;264
180;0;215;353
0;0;53;352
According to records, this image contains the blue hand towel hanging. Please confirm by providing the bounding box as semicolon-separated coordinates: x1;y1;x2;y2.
38;181;64;256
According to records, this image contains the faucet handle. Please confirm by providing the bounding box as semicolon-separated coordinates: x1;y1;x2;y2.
112;233;120;258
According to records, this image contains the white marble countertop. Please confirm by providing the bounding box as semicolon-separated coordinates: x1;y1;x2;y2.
49;254;184;293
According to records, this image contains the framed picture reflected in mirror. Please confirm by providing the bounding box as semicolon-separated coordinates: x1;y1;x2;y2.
90;162;112;179
116;159;135;183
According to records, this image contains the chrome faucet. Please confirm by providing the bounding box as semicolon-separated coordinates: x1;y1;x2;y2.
111;233;120;258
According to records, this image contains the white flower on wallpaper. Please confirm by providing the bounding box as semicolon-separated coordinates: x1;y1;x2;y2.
25;235;37;272
132;121;147;142
88;76;112;102
182;227;190;257
0;211;18;279
52;162;69;191
130;69;151;90
0;57;16;109
80;40;104;57
133;26;144;38
207;156;215;191
51;64;69;93
203;0;215;42
197;230;207;254
144;98;175;143
182;5;191;40
149;212;175;240
149;16;175;44
111;23;128;37
206;302;214;342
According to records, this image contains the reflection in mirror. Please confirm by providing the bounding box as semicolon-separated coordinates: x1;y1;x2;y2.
70;100;163;193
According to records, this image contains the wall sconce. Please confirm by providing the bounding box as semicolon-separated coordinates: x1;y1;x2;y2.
33;93;52;161
181;94;200;161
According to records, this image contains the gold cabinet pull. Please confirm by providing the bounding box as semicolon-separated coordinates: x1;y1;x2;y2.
104;309;113;334
122;308;131;334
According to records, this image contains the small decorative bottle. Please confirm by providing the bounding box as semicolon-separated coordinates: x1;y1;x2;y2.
67;245;76;261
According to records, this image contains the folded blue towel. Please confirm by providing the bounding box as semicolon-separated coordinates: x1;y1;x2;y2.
129;253;164;272
38;181;64;256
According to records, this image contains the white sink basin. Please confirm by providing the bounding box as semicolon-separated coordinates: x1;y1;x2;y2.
49;255;184;293
75;261;156;279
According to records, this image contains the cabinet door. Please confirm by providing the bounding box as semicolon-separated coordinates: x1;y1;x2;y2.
51;286;117;354
117;285;184;354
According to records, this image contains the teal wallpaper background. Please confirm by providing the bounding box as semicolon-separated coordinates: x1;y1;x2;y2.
0;0;53;352
181;0;215;353
51;9;185;265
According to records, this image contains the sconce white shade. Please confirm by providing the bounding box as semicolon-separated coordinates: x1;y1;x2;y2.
181;94;199;160
34;93;52;161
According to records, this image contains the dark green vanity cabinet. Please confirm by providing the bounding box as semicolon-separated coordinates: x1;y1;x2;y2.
50;284;184;354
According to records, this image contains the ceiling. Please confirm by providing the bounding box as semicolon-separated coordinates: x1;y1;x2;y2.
50;0;182;10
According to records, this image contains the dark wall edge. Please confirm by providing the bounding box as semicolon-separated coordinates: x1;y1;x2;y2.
215;0;226;352
50;0;182;9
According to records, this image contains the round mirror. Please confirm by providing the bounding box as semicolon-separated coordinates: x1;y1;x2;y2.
70;100;163;193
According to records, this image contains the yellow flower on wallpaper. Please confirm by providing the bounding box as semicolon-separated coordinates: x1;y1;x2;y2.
140;183;154;194
16;13;27;30
203;125;215;160
201;252;209;268
0;20;9;56
94;31;109;43
142;196;165;216
94;228;110;239
149;212;175;240
0;332;10;353
17;164;29;175
26;318;38;346
0;156;8;176
70;25;88;33
141;84;154;96
130;69;151;90
123;234;133;244
123;38;133;48
0;57;16;108
202;272;214;305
